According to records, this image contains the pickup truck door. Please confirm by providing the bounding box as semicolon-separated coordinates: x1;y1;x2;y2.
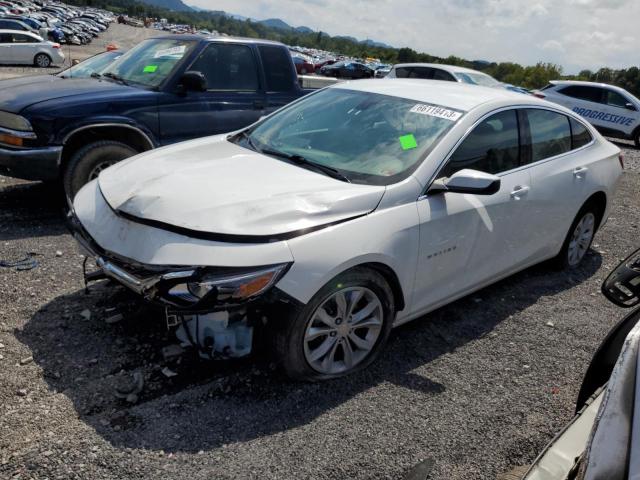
157;43;267;146
256;44;305;115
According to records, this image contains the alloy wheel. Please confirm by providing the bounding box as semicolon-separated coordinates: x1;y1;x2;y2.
568;212;595;266
303;287;383;375
88;160;116;181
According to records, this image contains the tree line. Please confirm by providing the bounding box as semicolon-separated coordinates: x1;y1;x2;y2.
70;0;640;97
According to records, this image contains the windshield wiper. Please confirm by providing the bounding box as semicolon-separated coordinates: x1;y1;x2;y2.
236;130;260;152
102;72;128;85
90;72;101;79
260;148;351;183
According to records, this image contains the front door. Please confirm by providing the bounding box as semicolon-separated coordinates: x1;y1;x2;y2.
157;42;266;146
412;109;534;314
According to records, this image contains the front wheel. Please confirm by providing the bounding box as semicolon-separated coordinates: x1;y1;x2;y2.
275;268;395;381
553;204;600;269
34;53;51;68
63;140;138;201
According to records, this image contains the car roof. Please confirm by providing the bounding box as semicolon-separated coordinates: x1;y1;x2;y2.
151;33;285;47
0;28;39;36
392;63;488;76
549;79;631;94
332;78;544;111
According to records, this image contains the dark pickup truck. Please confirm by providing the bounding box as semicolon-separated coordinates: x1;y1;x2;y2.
0;35;314;196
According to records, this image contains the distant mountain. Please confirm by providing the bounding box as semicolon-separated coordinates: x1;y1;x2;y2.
295;26;313;34
361;39;393;49
258;18;292;30
335;35;359;43
139;0;193;11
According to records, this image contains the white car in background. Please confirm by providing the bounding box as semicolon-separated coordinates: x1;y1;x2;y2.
69;80;622;381
535;80;640;147
386;62;501;86
0;29;64;67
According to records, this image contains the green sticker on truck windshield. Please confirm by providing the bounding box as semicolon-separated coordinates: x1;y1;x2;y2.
399;134;417;150
143;65;158;73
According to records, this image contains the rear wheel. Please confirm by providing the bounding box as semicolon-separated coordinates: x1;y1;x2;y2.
553;202;600;269
34;53;51;68
63;140;138;201
275;268;395;381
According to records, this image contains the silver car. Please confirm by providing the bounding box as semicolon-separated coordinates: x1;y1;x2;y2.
0;29;65;67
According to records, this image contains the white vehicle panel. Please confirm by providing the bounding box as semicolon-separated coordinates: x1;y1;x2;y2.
74;180;294;267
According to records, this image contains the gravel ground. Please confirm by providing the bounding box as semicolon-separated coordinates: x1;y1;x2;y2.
0;24;157;81
0;126;638;479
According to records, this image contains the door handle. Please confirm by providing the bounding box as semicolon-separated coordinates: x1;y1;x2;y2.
510;185;530;200
573;166;588;178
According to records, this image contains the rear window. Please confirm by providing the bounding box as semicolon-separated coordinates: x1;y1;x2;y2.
525;109;571;162
259;45;294;92
394;66;434;79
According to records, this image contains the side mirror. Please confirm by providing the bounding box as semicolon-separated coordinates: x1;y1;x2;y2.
179;70;207;92
429;169;501;195
625;103;637;111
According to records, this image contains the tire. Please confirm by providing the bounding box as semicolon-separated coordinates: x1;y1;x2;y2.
552;201;601;270
496;465;530;480
275;267;395;381
34;53;51;68
63;140;138;201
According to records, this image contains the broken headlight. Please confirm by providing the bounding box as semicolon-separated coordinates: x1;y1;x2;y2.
168;264;290;306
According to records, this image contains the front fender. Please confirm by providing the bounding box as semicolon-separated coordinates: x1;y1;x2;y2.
56;117;158;148
276;201;420;318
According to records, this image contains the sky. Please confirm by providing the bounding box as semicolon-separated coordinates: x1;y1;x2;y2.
185;0;638;74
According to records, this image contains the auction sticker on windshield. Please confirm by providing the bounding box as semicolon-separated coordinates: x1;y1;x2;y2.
154;45;186;58
410;104;462;121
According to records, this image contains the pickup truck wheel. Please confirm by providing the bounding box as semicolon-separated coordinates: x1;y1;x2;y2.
34;53;51;68
552;202;600;270
63;140;138;200
276;268;395;381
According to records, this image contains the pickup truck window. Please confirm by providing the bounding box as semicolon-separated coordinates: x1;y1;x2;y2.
258;45;294;92
190;43;259;91
100;38;197;88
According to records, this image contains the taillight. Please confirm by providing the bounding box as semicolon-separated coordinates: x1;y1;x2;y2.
619;152;624;169
52;43;60;49
533;92;546;99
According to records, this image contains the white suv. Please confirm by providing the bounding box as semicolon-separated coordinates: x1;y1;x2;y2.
536;80;640;147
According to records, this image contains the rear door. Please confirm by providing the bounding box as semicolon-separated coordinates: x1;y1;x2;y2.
413;109;534;313
8;32;37;64
257;44;301;114
157;42;267;145
522;108;595;257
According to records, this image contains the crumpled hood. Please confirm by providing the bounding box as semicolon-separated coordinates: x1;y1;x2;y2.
98;136;385;239
0;77;132;113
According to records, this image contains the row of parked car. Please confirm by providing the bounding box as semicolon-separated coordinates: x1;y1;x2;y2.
0;0;114;67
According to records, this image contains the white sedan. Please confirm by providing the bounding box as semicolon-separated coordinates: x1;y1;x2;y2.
70;79;623;380
0;29;65;67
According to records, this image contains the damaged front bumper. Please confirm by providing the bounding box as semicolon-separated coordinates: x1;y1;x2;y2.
66;208;294;359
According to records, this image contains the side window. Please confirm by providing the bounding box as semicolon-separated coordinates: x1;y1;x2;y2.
394;67;433;79
441;110;520;177
605;90;629;108
525;109;571;162
432;69;455;81
190;43;259;91
258;46;295;92
570;118;592;149
0;33;11;43
12;34;35;43
559;85;603;103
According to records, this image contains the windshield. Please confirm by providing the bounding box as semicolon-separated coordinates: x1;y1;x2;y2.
454;71;500;87
58;51;122;78
243;88;461;185
100;38;197;88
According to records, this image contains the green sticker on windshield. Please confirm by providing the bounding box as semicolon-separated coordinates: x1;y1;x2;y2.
143;65;158;73
399;134;417;150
